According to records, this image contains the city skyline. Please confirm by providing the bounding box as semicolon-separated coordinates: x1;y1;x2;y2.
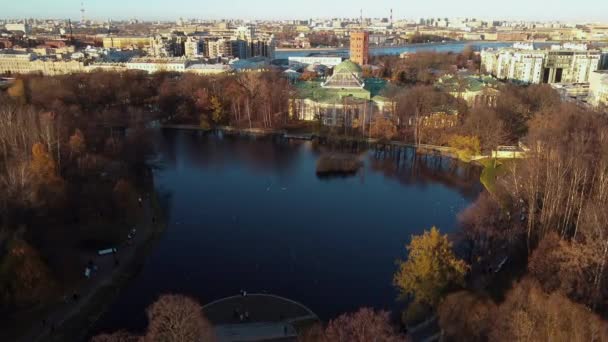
3;0;608;22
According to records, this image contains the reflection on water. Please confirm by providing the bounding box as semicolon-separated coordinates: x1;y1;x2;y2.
93;130;481;335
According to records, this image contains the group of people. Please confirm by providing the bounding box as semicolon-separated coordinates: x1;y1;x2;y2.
233;307;251;322
233;290;251;322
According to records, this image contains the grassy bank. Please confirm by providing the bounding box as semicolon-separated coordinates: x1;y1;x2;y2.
479;158;501;195
477;158;515;207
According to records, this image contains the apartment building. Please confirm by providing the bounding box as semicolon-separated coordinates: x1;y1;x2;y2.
0;51;86;75
481;43;604;84
589;70;608;109
184;37;205;57
102;36;150;49
125;57;188;74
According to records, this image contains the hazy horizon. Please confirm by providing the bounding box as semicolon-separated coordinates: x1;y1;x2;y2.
3;0;608;23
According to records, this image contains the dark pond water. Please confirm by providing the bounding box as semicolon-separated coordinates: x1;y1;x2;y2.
93;129;482;335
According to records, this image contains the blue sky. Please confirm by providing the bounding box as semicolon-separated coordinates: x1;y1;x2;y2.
3;0;608;22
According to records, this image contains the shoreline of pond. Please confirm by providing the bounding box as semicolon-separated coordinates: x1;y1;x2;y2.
8;192;168;342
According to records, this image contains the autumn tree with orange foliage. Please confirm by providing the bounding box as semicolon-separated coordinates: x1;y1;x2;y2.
0;237;57;309
68;129;86;158
490;279;608;342
300;71;317;81
528;233;607;311
370;116;398;141
29;142;64;205
438;291;497;342
7;79;27;104
30;143;57;182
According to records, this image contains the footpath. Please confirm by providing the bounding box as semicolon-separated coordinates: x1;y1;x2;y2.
20;196;161;342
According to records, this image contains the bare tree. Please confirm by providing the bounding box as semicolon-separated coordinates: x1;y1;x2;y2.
145;294;215;342
324;308;406;342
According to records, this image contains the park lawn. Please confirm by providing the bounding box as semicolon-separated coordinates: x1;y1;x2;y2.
478;158;516;207
479;158;501;194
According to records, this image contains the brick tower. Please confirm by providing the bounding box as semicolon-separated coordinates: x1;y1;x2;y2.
350;31;369;66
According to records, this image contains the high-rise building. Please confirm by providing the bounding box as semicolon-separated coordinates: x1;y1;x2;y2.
481;43;602;84
206;38;247;59
350;31;369;66
184;37;205;57
250;36;275;60
589;70;608;108
235;26;255;41
5;23;31;34
149;34;186;57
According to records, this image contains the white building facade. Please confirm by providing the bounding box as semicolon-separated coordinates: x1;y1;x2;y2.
288;56;344;68
481;44;604;84
589;70;608;109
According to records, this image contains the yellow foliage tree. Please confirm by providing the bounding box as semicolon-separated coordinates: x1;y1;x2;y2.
370;116;397;141
7;79;26;104
0;237;56;305
68;129;86;157
210;96;224;124
448;135;481;162
394;227;469;307
30;142;57;182
29;142;65;205
199;114;212;130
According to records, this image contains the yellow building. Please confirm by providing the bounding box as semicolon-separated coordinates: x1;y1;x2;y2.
0;52;86;76
295;25;311;33
102;36;150;49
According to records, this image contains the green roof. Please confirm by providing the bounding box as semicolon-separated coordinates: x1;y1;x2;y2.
295;81;370;103
363;78;388;97
437;75;500;93
334;60;362;74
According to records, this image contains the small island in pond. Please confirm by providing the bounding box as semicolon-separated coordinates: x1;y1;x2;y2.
316;153;363;175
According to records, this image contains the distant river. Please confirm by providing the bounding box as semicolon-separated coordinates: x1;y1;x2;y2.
92;130;482;335
276;41;521;59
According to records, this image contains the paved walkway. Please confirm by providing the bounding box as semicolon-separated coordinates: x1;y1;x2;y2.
203;293;320;341
20;197;155;342
215;322;297;342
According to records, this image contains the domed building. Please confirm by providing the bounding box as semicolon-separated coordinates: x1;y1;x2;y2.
290;60;395;127
321;60;365;89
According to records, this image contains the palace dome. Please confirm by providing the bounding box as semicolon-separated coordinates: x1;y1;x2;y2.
333;60;363;75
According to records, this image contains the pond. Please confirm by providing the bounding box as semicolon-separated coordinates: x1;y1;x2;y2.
93;129;482;334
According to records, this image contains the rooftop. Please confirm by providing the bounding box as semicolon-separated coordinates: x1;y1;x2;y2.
187;63;231;70
333;60;362;74
202;293;319;342
437;75;501;92
296;81;370;103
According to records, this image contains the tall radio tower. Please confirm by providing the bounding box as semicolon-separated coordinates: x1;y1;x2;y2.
80;1;86;24
360;8;363;28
